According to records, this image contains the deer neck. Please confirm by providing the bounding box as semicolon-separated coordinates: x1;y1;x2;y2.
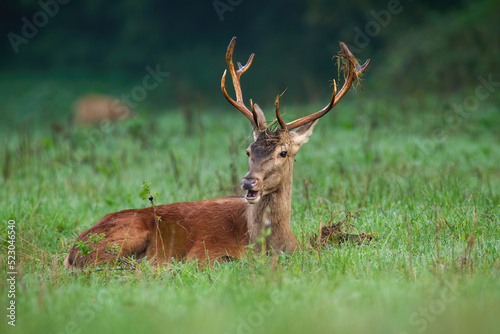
246;172;296;252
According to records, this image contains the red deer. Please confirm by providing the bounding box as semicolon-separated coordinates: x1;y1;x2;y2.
73;94;133;126
64;37;370;268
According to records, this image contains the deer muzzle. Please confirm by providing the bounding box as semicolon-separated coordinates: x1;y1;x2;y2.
241;178;262;204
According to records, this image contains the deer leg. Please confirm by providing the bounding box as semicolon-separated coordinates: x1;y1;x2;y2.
186;241;241;269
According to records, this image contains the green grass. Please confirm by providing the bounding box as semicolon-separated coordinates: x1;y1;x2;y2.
1;84;499;334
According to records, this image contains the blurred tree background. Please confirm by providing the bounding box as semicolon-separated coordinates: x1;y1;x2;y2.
0;0;498;123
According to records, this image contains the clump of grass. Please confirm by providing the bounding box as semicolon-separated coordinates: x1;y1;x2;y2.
310;211;374;248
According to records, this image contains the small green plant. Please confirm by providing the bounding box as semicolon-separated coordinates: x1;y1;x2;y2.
107;242;121;256
141;180;162;222
141;180;160;205
74;240;91;256
87;233;106;244
74;233;106;256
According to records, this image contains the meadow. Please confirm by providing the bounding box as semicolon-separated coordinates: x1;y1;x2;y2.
1;80;499;334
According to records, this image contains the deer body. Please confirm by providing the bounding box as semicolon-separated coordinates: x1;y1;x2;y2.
64;37;370;268
65;184;297;267
65;129;302;267
65;197;248;267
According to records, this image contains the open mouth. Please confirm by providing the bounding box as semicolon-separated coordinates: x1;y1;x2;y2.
245;189;262;203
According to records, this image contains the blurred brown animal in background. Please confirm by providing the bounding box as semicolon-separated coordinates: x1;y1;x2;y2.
72;94;133;126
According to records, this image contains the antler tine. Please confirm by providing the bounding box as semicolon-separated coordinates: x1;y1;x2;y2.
285;42;371;131
331;42;370;104
221;36;256;126
275;89;288;129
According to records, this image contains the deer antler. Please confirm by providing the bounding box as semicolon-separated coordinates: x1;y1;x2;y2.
221;37;259;129
274;88;288;129
281;42;371;131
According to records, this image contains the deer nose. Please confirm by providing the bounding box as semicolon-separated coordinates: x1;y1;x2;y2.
241;178;259;190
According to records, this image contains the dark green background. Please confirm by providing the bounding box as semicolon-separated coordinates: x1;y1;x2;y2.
1;0;499;113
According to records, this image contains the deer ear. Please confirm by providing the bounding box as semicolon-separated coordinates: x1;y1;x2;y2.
252;103;267;141
290;120;318;147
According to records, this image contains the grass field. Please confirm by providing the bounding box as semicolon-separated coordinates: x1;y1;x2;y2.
1;81;499;334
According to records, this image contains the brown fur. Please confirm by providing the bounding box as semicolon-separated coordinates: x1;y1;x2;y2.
73;94;133;126
65;197;249;268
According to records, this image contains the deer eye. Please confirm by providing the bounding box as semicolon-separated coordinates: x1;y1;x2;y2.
279;151;287;158
246;150;250;157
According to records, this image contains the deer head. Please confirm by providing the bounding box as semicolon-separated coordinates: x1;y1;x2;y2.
221;37;370;205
